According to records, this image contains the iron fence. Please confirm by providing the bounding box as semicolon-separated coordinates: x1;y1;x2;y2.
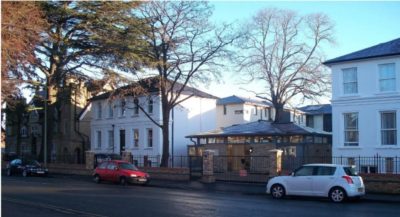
131;155;190;168
281;155;400;175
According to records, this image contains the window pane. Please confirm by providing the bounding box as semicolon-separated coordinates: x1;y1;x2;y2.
381;112;396;128
379;64;395;79
344;113;358;129
382;130;397;145
380;79;396;92
343;68;357;82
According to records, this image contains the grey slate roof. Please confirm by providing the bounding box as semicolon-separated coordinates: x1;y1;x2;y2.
298;104;331;115
324;38;400;65
186;120;331;138
217;95;272;107
90;77;218;101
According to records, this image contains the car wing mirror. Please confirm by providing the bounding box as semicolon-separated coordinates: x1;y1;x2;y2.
290;172;295;176
114;167;119;171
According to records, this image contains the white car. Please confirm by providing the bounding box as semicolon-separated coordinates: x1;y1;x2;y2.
266;164;365;203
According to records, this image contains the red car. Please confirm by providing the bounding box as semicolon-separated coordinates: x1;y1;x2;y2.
93;160;150;185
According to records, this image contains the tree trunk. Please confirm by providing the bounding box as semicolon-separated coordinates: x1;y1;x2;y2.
273;103;285;123
160;108;170;167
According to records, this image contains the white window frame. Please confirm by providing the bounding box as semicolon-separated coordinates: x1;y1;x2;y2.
147;128;153;148
96;131;102;149
378;63;396;92
133;129;139;148
148;98;153;114
380;111;397;145
97;102;102;119
343;112;359;146
342;67;358;94
108;103;113;118
108;130;114;148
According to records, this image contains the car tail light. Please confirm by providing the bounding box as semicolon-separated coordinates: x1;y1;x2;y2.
342;175;353;184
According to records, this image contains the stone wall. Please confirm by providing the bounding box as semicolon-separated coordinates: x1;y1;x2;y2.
361;174;400;194
48;163;91;176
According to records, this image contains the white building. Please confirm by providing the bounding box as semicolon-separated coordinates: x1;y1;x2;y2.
216;95;273;128
87;79;218;163
324;38;400;173
297;104;332;132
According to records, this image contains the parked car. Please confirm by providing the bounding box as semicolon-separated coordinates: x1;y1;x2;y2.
6;158;48;177
93;160;150;185
266;164;365;203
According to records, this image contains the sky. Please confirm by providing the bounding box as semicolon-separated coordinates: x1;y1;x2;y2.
196;1;400;106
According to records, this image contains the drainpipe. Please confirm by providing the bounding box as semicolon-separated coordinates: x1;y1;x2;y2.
171;107;174;167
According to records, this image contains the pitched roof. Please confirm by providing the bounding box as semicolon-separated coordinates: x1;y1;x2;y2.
298;104;331;115
324;38;400;65
186;120;331;138
217;95;272;107
90;77;218;101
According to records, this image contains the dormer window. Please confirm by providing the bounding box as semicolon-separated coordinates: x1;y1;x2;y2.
148;98;153;114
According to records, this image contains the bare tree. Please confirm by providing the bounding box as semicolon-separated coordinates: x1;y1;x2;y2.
237;9;334;122
122;1;238;167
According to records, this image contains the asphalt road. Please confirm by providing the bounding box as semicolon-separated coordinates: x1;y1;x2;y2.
2;175;399;217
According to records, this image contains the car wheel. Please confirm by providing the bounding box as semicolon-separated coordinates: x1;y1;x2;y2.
271;184;285;199
329;187;347;203
120;177;127;186
93;174;101;184
22;170;28;177
6;169;11;176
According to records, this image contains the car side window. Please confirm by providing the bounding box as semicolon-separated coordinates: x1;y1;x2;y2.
294;166;314;176
316;166;336;176
11;159;21;165
98;162;108;169
107;163;117;170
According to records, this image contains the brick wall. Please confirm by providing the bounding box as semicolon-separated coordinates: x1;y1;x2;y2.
48;163;92;176
361;174;400;194
139;167;190;181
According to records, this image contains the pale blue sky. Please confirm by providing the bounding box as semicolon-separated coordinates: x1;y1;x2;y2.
198;1;400;105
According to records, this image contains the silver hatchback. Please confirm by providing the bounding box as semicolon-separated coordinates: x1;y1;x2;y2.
266;164;365;202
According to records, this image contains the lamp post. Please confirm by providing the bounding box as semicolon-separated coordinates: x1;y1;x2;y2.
44;84;48;167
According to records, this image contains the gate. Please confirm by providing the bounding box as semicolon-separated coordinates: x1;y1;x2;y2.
213;156;270;183
189;156;203;180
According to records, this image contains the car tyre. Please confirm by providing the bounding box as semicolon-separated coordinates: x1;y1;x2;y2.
120;177;127;186
22;170;28;177
271;184;285;199
329;187;347;203
94;174;101;184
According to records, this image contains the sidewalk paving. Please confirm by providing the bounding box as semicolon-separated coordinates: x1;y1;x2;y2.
148;179;400;203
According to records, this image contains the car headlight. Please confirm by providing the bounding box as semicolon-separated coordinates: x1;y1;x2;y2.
130;174;137;177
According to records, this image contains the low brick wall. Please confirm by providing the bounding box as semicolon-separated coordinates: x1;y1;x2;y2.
361;174;400;194
48;163;92;176
140;167;190;181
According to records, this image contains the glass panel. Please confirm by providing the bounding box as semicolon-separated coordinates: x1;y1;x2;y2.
381;112;396;128
379;64;395;79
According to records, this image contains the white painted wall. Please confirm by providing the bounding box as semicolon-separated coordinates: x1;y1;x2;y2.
216;103;270;128
330;55;400;158
90;93;217;158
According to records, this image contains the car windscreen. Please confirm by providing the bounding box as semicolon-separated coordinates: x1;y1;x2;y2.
119;163;138;171
343;166;358;176
25;160;41;167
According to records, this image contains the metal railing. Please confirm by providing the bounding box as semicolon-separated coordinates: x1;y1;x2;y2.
131;155;190;168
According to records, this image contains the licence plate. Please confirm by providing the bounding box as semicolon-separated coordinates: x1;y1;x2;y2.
358;188;364;192
138;178;146;182
37;171;45;174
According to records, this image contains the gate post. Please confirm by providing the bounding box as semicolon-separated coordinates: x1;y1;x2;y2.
268;149;283;177
201;150;215;183
85;151;95;169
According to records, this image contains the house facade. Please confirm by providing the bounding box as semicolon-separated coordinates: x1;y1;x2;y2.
216;95;273;128
297;104;332;132
5;76;95;164
324;38;400;173
88;80;218;165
